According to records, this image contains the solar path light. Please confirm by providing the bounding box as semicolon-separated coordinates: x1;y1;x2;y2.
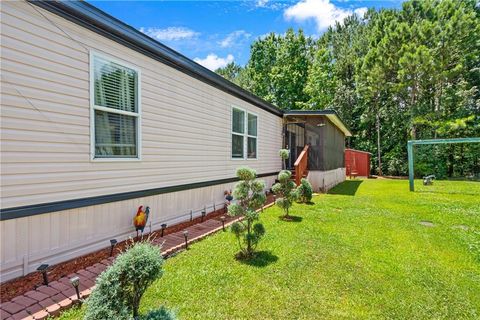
183;230;189;249
37;264;49;285
109;239;117;257
70;276;81;300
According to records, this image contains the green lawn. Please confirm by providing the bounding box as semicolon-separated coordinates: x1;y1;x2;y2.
59;179;480;319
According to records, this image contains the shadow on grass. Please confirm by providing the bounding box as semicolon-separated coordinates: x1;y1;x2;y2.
328;180;363;196
278;215;303;222
238;251;279;268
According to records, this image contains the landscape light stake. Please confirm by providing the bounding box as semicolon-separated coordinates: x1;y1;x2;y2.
183;230;189;249
201;206;206;222
109;239;117;257
37;264;49;285
262;191;268;212
213;203;216;212
70;276;81;300
161;223;167;237
190;209;193;222
220;216;226;231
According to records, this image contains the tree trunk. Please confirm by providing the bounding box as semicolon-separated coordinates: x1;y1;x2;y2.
376;113;383;176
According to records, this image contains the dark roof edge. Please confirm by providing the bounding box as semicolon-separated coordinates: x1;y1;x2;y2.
29;0;283;117
284;110;337;115
284;109;353;136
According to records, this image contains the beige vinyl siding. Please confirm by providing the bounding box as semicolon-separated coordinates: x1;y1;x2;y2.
0;1;283;209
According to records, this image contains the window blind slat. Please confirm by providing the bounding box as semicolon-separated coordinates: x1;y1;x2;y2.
94;55;137;113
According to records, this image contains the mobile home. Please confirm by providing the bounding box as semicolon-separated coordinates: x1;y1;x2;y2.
0;0;351;282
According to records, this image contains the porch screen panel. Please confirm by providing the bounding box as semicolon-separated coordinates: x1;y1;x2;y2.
322;120;345;170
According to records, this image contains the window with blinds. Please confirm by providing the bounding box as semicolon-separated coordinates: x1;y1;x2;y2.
91;53;140;159
231;107;258;159
247;113;257;159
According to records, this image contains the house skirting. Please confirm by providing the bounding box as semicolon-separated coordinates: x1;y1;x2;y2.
307;168;346;192
0;175;277;283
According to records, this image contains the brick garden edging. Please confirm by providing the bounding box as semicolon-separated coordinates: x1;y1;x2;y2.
0;201;275;320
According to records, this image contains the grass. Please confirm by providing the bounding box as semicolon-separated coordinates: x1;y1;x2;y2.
59;179;480;319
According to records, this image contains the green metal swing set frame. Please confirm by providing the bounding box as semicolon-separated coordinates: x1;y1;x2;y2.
407;137;480;191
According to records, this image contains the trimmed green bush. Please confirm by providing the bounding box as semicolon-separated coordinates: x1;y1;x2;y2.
296;178;313;203
84;242;167;320
279;149;289;170
272;170;298;219
279;149;290;160
140;307;176;320
228;166;267;258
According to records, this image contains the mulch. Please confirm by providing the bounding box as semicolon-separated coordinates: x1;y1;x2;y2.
1;193;276;303
0;207;229;303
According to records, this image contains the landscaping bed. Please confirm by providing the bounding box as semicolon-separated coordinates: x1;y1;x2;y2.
0;206;232;302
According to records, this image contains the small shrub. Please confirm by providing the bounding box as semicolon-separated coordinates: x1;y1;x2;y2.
84;242;165;320
296;178;313;203
272;170;297;219
279;149;289;170
228;166;267;259
279;149;290;160
141;307;176;320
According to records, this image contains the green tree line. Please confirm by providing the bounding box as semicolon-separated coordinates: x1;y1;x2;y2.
217;0;480;178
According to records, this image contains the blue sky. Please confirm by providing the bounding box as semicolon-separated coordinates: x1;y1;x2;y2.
89;0;402;70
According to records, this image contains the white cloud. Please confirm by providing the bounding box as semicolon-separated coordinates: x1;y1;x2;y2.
354;7;368;17
139;27;200;41
284;0;367;31
194;54;234;71
256;0;269;7
219;30;252;48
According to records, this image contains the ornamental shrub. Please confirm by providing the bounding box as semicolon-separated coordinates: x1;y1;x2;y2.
279;149;289;169
272;170;298;219
141;307;176;320
228;166;266;259
84;241;169;320
296;178;313;203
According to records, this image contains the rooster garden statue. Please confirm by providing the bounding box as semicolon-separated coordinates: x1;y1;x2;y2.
133;205;150;238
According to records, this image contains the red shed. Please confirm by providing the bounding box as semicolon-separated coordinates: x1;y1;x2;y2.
345;149;371;177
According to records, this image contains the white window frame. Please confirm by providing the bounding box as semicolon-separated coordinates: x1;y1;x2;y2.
246;111;258;160
89;51;142;162
230;106;258;160
231;106;246;160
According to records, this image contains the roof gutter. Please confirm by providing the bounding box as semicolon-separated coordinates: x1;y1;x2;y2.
283;110;352;137
29;0;283;117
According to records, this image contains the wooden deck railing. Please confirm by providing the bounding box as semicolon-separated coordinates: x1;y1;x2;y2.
294;145;309;186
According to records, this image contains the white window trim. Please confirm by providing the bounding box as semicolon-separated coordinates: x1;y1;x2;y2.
230;106;258;160
89;50;142;162
246;111;258;160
